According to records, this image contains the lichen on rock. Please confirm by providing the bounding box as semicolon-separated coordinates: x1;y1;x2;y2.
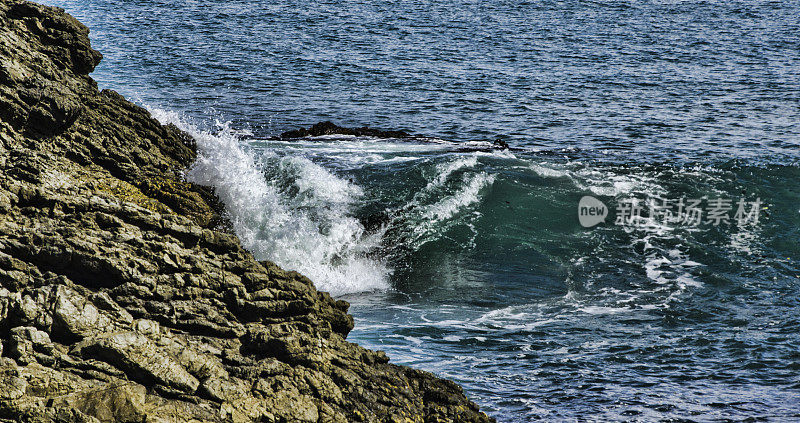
0;1;494;422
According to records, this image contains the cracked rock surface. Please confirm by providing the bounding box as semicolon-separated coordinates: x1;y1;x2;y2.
0;1;494;421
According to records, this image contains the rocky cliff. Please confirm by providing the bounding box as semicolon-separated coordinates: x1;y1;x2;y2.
0;1;493;421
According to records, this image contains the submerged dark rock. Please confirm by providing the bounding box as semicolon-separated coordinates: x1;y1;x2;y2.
279;120;413;139
492;139;510;150
0;1;494;422
280;121;522;154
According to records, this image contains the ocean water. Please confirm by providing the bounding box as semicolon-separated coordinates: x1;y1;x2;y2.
45;0;800;420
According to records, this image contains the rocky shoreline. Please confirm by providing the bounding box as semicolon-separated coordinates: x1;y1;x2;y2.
0;1;493;421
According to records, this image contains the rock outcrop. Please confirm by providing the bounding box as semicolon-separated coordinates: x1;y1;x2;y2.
279;122;515;153
279;121;413;140
0;1;493;421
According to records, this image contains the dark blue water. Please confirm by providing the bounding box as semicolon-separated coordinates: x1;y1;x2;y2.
46;0;800;420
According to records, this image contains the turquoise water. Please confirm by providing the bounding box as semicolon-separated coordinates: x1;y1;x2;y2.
46;0;800;420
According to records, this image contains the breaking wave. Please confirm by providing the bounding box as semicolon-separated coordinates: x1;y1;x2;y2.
150;108;390;295
148;110;499;296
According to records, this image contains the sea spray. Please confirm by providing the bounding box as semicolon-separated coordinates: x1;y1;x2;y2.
149;108;391;295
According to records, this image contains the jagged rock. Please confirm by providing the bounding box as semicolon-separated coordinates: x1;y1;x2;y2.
76;331;201;393
52;285;115;340
8;326;52;363
0;1;494;422
71;382;147;423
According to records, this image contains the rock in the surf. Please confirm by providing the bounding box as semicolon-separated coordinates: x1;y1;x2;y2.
279;120;413;139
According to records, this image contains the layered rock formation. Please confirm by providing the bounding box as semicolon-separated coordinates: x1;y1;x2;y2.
0;1;493;421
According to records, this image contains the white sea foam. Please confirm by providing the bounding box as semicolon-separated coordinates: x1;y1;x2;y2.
149;108;390;296
423;173;495;222
528;162;570;179
424;155;479;192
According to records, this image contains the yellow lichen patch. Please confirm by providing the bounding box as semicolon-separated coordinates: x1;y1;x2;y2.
53;160;173;215
140;174;193;193
94;177;172;214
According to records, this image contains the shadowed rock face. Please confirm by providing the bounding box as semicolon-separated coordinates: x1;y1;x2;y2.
0;1;494;422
